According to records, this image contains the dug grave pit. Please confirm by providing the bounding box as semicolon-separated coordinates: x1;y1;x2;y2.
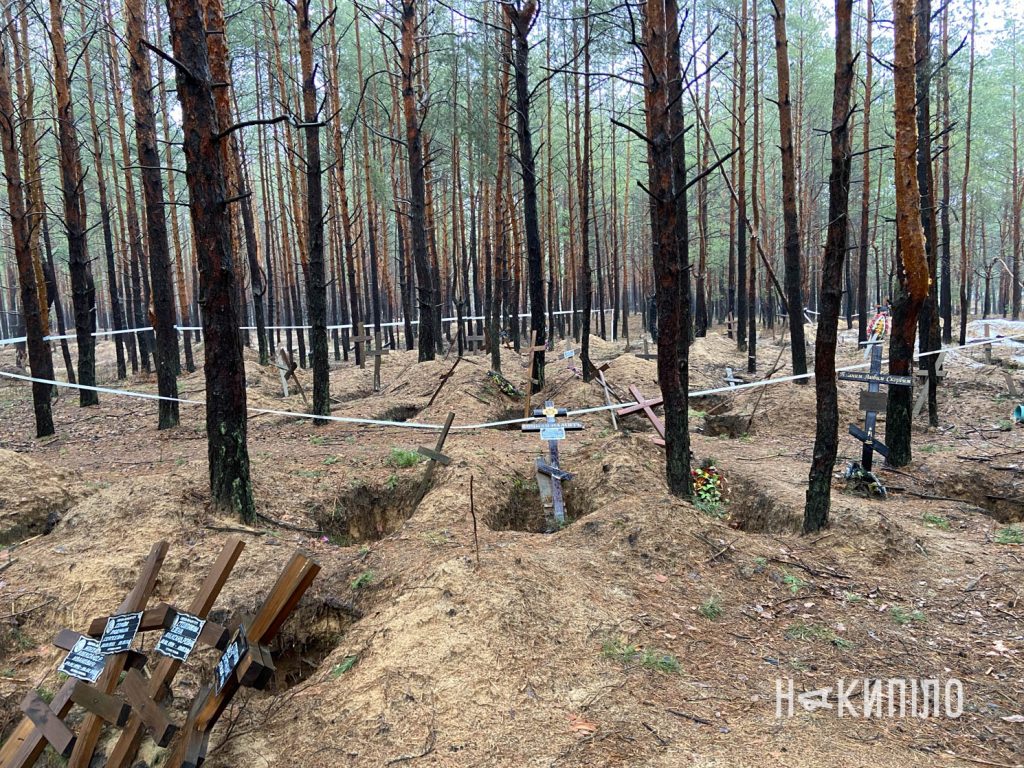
484;472;596;533
315;475;424;545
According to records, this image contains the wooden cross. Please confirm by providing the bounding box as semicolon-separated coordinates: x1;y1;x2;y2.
165;552;320;768
984;322;992;364
0;541;169;768
520;401;584;525
913;350;947;419
414;412;455;507
839;341;912;472
596;363;617;430
724;367;745;387
616;384;666;446
350;322;372;369
368;330;389;392
466;332;485;354
522;330;546;419
637;337;658;361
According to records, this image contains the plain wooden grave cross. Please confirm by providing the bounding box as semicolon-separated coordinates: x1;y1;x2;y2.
596;363;617;430
838;341;912;472
350;322;372;369
465;331;486;354
414;412;455;506
369;330;389;391
520;401;584;525
522;330;546;419
616;385;666;446
638;337;658;361
913;351;947;418
724;367;744;387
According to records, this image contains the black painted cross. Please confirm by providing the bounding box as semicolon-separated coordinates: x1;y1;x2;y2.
838;341;912;471
520;401;584;526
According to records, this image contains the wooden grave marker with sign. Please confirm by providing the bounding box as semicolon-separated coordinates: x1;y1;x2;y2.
838;341;912;472
520;401;584;525
0;538;317;768
616;385;666;446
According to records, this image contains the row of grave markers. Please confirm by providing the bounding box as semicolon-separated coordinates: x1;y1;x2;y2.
0;539;318;768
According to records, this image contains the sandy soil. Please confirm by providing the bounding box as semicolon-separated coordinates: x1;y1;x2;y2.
0;317;1021;767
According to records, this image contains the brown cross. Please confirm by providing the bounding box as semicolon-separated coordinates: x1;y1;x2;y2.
617;384;666;446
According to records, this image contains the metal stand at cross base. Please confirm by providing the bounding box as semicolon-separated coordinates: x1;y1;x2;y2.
520;401;583;526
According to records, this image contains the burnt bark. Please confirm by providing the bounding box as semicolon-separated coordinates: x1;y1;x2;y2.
805;0;854;533
0;27;54;436
49;0;98;406
165;0;255;521
127;0;180;428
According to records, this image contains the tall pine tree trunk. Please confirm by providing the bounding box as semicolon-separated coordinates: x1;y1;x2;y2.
49;0;98;406
127;0;180;428
805;0;854;533
165;0;255;521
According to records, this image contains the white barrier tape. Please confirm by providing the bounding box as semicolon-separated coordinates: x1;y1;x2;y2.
0;308;619;346
2;333;1020;432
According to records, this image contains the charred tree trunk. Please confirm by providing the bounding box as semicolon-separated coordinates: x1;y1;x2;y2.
0;27;54;436
127;0;180;428
640;0;692;498
399;0;437;361
958;0;975;346
165;0;255;521
805;0;854;533
858;0;873;343
49;0;97;406
885;0;932;467
505;0;546;391
297;0;330;418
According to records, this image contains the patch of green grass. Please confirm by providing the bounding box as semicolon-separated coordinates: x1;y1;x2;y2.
388;448;424;468
295;469;324;479
781;571;807;595
350;570;374;590
323;455;340;466
330;655;358;678
919;444;939;455
995;525;1024;545
175;457;187;467
688;409;707;420
601;638;681;673
842;591;863;604
890;607;927;626
997;419;1014;432
384;474;399;491
694;497;726;519
698;597;723;621
785;622;852;650
358;544;371;558
309;435;326;446
923;513;950;530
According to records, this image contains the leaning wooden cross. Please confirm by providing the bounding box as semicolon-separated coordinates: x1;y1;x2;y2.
0;539;318;768
616;384;666;447
520;401;584;526
838;340;913;472
414;412;455;506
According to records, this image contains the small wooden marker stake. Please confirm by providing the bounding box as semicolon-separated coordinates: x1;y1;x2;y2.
596;363;617;430
350;322;372;369
522;330;546;419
